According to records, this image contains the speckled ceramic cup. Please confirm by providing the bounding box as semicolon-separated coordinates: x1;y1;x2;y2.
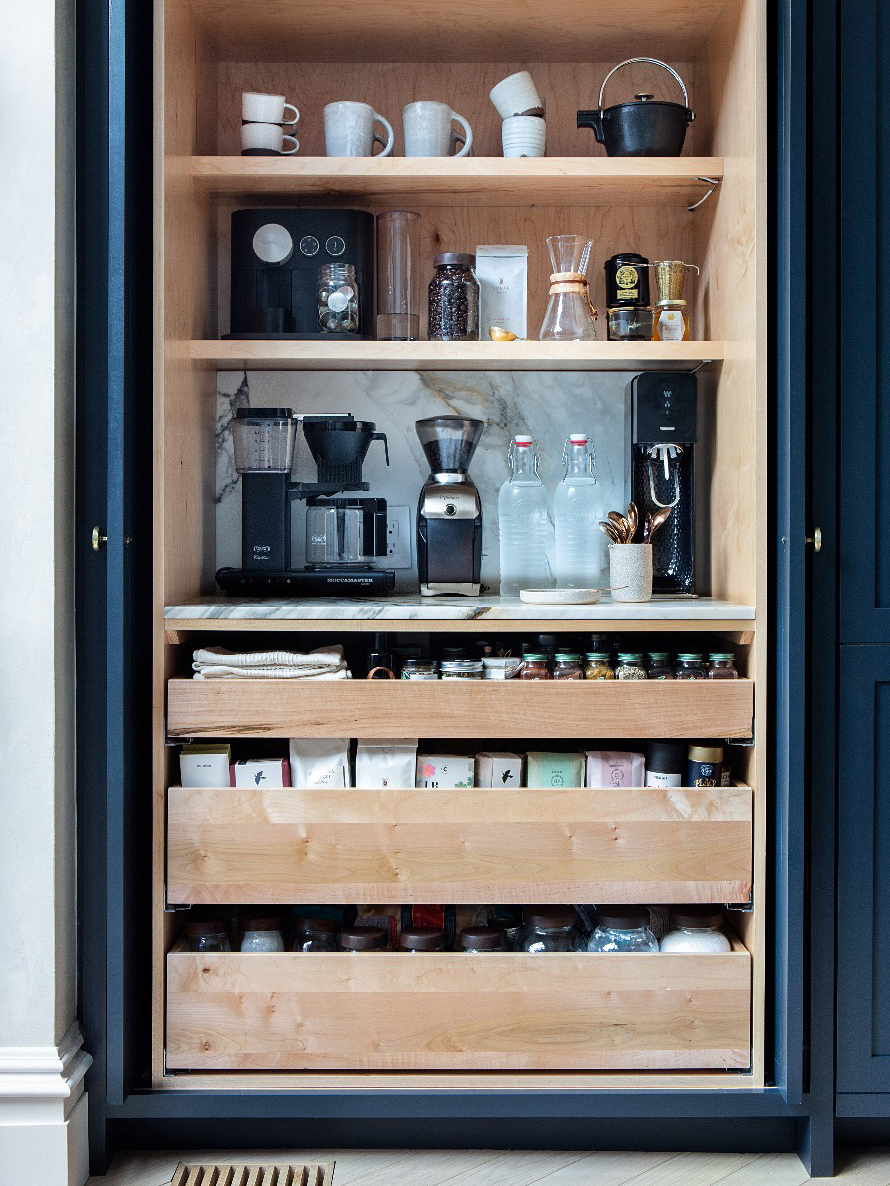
609;543;653;603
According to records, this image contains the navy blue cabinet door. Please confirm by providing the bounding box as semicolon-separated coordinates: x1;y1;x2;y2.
837;648;890;1091
839;0;890;641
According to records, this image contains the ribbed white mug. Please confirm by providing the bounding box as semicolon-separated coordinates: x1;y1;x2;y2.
502;115;546;158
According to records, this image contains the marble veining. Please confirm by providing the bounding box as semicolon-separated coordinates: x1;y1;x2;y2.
216;368;630;593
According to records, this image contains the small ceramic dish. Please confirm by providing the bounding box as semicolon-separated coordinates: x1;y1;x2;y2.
519;588;602;605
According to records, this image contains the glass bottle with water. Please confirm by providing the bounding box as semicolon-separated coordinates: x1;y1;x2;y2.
498;435;551;597
553;433;605;588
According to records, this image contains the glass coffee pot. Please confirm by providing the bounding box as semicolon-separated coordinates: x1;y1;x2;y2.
539;234;597;341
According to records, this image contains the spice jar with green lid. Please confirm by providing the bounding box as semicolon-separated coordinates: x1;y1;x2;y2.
521;653;552;680
615;652;647;680
647;652;674;679
553;652;584;680
585;652;614;680
707;652;739;679
674;653;707;679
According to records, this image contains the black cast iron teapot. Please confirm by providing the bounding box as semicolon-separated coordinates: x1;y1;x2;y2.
577;57;694;156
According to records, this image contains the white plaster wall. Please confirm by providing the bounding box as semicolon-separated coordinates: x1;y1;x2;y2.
0;0;81;1179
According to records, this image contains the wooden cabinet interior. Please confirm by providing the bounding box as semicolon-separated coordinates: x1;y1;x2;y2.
155;0;766;1090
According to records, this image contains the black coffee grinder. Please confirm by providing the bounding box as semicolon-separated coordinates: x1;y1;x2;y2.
415;416;484;597
216;408;395;596
630;372;697;595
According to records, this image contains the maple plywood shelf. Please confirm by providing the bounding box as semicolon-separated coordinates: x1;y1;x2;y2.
185;156;725;208
191;339;723;372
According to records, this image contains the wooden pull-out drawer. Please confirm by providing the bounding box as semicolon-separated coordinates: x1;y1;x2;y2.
167;786;753;905
166;944;751;1072
166;678;754;739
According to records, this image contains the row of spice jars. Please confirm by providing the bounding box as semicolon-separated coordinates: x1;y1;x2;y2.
185;906;730;954
521;651;738;680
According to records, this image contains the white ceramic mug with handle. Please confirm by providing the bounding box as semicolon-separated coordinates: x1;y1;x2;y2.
324;101;394;157
242;91;299;125
241;122;300;155
403;101;473;157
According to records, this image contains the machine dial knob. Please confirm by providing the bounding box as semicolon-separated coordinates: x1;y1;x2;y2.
299;235;320;256
445;503;457;516
326;235;346;256
252;223;294;265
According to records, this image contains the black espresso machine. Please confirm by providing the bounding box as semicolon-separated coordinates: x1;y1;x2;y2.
227;209;375;339
216;409;396;596
630;372;697;595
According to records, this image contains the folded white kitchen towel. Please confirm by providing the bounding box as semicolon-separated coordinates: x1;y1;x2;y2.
192;644;351;680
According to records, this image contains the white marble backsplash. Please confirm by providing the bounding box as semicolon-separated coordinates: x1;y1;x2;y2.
217;369;631;592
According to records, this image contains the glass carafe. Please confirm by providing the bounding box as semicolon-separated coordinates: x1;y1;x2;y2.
539;235;597;341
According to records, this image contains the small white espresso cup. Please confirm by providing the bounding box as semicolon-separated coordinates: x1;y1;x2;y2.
241;122;299;155
324;101;394;157
242;91;299;125
403;101;473;157
502;115;546;158
490;70;543;118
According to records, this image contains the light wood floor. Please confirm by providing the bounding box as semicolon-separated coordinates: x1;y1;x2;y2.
86;1146;890;1185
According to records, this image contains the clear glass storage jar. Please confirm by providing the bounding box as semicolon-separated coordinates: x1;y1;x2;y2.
401;658;439;680
460;926;508;953
615;652;647;680
607;306;654;341
553;652;584;679
585;651;615;679
674;653;707;679
439;659;483;679
292;916;340;952
184;920;231;953
317;262;360;333
587;906;658;953
708;652;739;679
659;906;731;952
240;917;285;953
647;652;674;680
520;653;552;680
428;253;480;341
517;906;584;952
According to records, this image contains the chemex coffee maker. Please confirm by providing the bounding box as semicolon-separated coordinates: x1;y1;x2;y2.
416;416;484;597
227;209;375;339
630;372;697;595
216;409;395;596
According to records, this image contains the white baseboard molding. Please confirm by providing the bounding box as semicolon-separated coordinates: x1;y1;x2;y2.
0;1022;91;1186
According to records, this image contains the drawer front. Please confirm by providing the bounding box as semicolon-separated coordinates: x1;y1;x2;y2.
166;678;754;739
166;950;752;1072
167;786;754;905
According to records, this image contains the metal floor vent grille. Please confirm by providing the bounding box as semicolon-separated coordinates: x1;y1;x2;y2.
170;1163;335;1186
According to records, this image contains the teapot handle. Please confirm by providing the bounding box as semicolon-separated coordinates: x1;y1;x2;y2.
597;57;693;119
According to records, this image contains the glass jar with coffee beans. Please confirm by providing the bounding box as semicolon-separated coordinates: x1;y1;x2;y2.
428;253;480;341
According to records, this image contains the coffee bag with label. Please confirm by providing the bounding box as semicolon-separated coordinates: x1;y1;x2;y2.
476;245;528;338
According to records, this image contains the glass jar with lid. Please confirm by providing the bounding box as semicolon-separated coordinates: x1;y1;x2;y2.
615;652;647;680
587;906;658;953
439;658;483;680
399;926;446;952
460;926;508;953
659;905;731;952
292;916;340;952
585;652;615;679
517;905;585;952
674;653;707;679
428;253;480;341
520;653;552;680
647;652;674;680
553;652;584;680
401;658;439;680
707;652;739;679
184;919;231;953
338;926;388;952
240;917;285;953
317;263;360;333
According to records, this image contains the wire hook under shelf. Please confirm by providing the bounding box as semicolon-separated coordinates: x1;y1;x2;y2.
688;176;722;212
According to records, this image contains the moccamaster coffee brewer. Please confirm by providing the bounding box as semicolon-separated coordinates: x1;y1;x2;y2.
630;372;697;595
216;409;395;596
416;417;484;597
228;209;375;339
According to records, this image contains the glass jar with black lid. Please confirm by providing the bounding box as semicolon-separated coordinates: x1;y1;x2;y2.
428;253;480;341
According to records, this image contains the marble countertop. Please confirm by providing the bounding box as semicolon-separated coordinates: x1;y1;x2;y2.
165;594;755;623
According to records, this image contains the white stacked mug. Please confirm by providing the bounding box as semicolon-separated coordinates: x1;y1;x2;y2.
489;70;546;158
241;91;300;156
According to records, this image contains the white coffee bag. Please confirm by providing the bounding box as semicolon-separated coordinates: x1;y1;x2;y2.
476;245;528;338
289;738;350;788
355;739;419;788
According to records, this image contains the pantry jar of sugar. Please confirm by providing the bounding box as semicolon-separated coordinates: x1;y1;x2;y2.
659;906;731;952
239;917;285;953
